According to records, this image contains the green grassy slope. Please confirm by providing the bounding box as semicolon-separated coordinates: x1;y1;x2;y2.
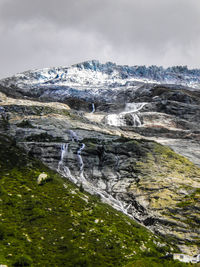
0;134;188;267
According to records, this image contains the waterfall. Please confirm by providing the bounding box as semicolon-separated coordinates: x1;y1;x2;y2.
92;191;132;217
91;103;95;113
60;144;68;161
116;196;131;215
57;144;77;184
106;102;147;127
58;130;86;183
57;144;131;217
131;113;142;127
56;138;135;221
124;102;146;113
126;102;147;127
106;114;126;127
77;143;86;182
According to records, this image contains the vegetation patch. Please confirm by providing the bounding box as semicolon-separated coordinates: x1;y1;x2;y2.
0;134;187;266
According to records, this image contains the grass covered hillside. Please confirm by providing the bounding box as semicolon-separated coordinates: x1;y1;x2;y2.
0;134;188;267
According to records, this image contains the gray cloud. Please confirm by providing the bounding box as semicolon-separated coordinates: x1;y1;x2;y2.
0;0;200;78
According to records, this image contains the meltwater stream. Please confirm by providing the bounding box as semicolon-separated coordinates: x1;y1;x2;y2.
77;143;86;182
106;102;147;127
57;144;77;184
57;142;87;184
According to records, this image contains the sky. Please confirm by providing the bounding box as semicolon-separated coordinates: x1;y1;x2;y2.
0;0;200;78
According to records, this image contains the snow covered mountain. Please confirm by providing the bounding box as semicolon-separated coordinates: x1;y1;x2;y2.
1;60;200;90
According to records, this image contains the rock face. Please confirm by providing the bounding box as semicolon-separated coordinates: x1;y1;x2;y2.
0;134;180;267
0;60;200;254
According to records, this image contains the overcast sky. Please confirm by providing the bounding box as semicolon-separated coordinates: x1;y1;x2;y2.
0;0;200;78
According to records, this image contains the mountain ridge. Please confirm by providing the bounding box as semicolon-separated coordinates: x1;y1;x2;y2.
1;60;200;90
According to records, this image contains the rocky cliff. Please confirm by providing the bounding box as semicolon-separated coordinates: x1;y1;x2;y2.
0;61;200;257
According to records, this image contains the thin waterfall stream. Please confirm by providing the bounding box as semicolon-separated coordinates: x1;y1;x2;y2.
57;144;77;184
91;103;95;113
77;143;86;182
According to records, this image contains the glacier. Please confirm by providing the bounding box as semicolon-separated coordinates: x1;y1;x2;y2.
1;60;200;90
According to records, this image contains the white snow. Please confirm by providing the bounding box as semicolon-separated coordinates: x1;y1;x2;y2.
2;61;200;95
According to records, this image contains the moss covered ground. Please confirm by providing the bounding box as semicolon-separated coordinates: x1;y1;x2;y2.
0;134;191;266
134;141;200;217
